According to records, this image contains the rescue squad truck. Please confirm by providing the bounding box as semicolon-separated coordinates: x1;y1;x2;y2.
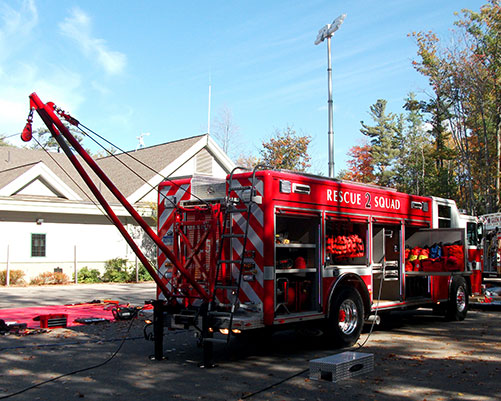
24;93;484;366
158;172;482;351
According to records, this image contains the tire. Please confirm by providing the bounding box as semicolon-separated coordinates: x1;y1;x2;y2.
445;276;468;321
327;286;364;347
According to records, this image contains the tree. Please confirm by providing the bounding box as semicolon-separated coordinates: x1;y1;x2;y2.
395;93;435;195
360;99;402;187
455;0;501;212
411;0;500;213
338;142;375;183
29;124;90;154
93;146;119;158
30;127;59;151
212;106;240;157
260;126;311;171
234;154;260;170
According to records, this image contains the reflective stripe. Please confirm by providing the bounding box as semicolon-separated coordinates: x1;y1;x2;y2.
229;177;266;306
232;238;264;286
232;213;264;256
158;184;189;229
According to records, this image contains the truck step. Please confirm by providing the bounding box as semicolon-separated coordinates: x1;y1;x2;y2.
208;311;232;317
203;337;228;344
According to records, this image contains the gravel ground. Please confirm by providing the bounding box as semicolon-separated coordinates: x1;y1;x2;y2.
0;306;500;401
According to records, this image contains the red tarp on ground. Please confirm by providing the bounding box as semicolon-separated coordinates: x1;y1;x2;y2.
0;303;120;328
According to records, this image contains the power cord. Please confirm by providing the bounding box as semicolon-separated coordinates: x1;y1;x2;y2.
242;263;386;399
240;368;309;399
0;310;142;400
357;263;385;349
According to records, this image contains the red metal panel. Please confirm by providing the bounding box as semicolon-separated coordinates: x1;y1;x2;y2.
266;171;432;223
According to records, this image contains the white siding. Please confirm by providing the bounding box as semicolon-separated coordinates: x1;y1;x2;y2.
0;218;138;281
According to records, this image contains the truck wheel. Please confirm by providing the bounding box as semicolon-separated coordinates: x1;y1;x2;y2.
327;287;364;347
445;276;468;321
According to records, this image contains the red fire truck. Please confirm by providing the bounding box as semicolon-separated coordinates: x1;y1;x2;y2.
24;93;483;366
156;170;484;368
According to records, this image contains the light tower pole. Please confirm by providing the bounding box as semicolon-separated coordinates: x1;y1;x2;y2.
315;14;346;178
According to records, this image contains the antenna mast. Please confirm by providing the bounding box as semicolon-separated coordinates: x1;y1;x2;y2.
207;73;212;135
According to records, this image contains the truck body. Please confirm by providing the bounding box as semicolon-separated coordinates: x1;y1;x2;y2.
158;170;479;348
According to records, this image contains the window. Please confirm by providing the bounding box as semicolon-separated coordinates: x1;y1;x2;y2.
467;222;479;247
326;219;367;266
31;234;46;257
438;204;451;228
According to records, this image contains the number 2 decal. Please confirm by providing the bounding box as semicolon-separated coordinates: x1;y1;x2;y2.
365;192;371;209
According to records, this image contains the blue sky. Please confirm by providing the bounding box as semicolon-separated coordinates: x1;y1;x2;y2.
0;0;487;175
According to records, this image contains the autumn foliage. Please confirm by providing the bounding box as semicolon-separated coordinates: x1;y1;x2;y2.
340;143;375;183
260;126;311;172
342;1;500;214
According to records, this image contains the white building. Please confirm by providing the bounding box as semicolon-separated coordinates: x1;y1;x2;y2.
0;134;234;282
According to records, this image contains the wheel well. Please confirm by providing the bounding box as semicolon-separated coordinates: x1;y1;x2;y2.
327;274;370;318
450;275;471;297
464;276;472;296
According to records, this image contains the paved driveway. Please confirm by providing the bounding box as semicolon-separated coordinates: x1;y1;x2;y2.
0;299;500;400
0;282;157;309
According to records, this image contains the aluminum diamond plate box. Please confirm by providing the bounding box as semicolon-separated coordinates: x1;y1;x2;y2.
309;351;374;382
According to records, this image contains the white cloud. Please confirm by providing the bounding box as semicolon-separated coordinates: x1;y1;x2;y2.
0;61;84;143
0;0;38;63
59;7;126;75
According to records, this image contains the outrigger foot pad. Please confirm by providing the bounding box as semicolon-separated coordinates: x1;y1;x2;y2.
198;361;217;369
149;355;168;361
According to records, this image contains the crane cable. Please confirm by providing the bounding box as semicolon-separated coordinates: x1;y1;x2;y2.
28;135;168;282
75;121;211;208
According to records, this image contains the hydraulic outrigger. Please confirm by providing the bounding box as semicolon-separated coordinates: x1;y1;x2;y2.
23;92;228;367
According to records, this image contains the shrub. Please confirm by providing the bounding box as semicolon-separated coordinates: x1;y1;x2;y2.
102;258;131;282
53;272;70;284
136;263;153;282
30;271;70;285
76;267;102;283
96;259;155;283
0;269;26;285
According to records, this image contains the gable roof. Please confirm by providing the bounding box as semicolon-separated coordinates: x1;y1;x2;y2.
0;161;80;200
0;134;234;207
125;134;234;203
0;147;96;202
96;134;204;199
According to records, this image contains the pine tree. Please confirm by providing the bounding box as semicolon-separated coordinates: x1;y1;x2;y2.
360;99;401;187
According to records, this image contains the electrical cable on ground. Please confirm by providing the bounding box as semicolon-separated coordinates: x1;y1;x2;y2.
356;260;385;349
0;311;142;400
0;336;143;352
240;368;309;399
242;261;386;399
0;328;189;352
